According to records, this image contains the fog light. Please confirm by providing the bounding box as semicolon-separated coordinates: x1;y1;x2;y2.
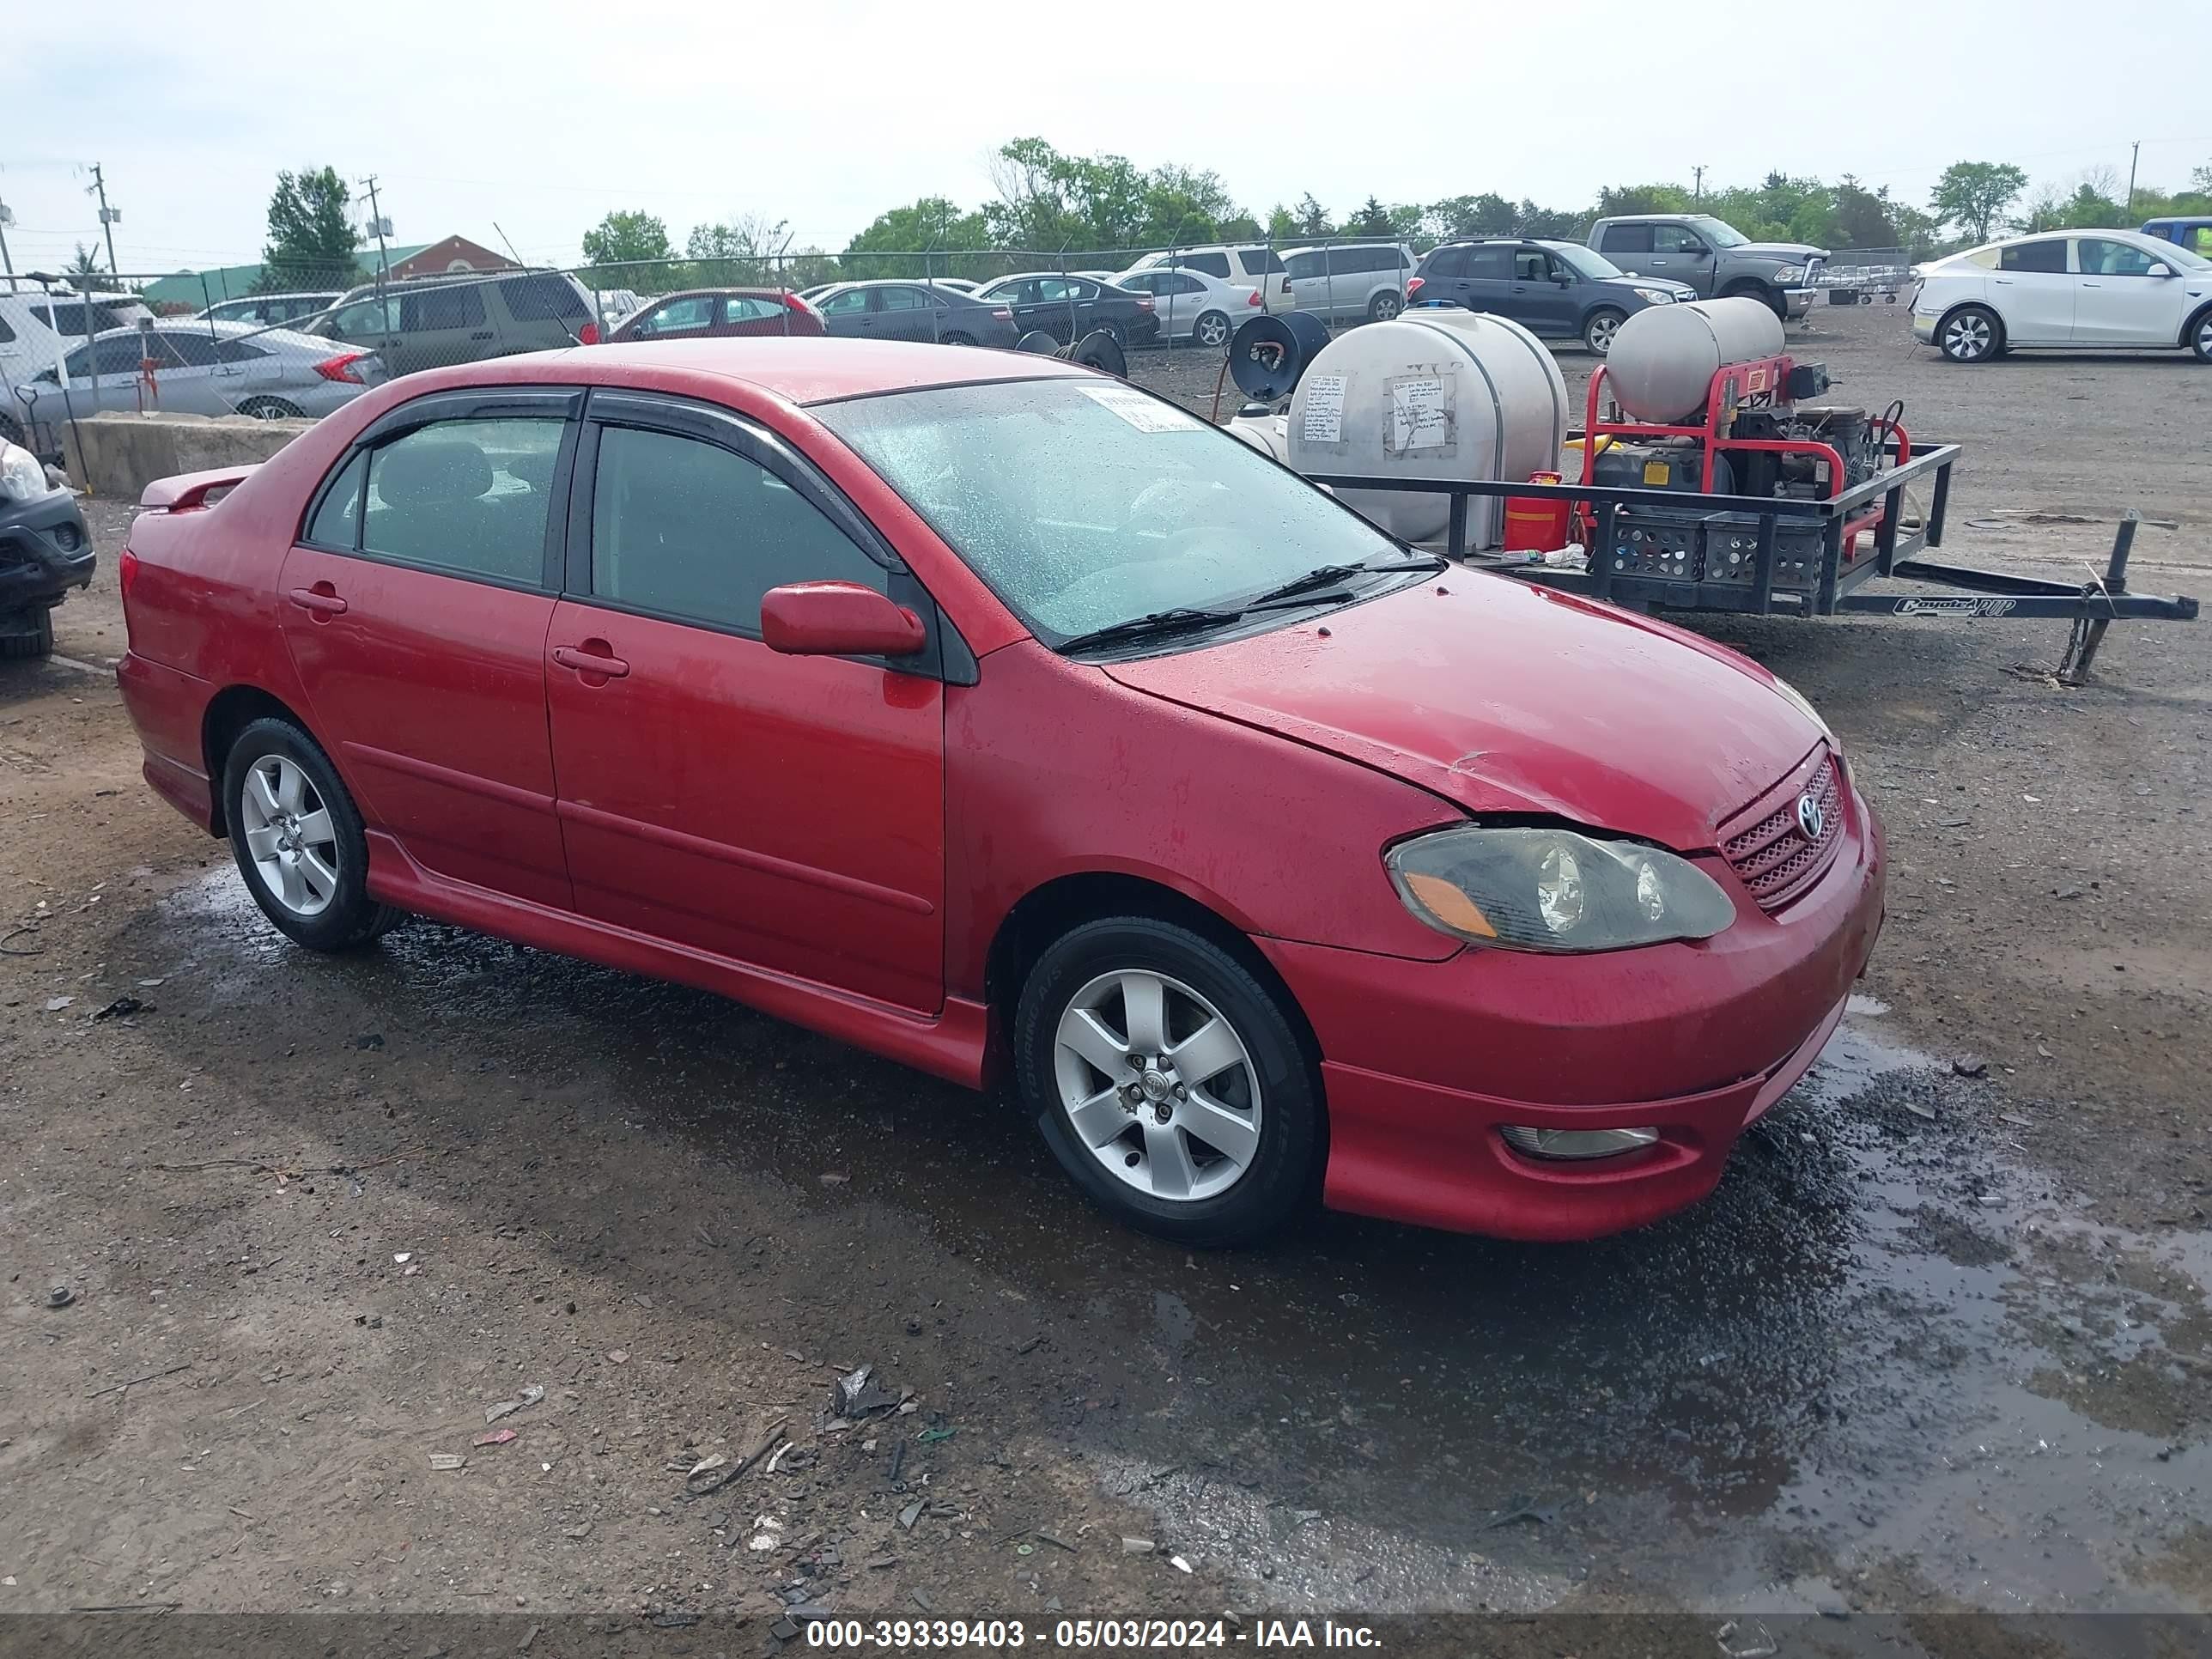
1501;1125;1660;1161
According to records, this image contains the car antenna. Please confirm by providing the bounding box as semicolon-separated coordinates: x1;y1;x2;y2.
495;221;582;347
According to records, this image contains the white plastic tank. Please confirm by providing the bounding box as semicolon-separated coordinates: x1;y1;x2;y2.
1605;296;1784;425
1282;310;1570;547
1226;407;1290;465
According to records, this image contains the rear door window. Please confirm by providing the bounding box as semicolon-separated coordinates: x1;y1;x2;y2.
1463;246;1515;281
400;285;487;331
361;417;564;585
1599;223;1654;255
1176;252;1231;279
502;275;589;320
639;296;717;334
1423;246;1468;280
1232;248;1285;276
1999;240;2067;274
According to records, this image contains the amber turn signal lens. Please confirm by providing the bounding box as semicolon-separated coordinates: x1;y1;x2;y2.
1403;871;1497;938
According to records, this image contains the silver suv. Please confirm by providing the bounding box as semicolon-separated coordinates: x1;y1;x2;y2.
1586;214;1824;320
1;289;155;450
302;270;598;376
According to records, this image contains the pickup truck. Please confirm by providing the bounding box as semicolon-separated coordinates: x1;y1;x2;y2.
1586;214;1825;321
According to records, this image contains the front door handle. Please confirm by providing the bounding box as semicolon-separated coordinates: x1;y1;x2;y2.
552;643;629;679
287;585;348;617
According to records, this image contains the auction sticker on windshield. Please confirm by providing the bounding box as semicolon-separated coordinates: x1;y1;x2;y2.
1080;385;1202;433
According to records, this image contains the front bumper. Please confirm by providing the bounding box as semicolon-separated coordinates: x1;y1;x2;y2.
1784;287;1816;318
0;486;96;617
1261;788;1885;1240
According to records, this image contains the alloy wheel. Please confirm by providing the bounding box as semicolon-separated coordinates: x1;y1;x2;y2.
1944;313;1993;361
1196;313;1230;349
1586;313;1623;355
1052;969;1262;1203
238;754;340;917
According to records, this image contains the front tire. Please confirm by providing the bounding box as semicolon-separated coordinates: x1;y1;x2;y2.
222;717;401;951
2191;308;2212;363
939;331;978;348
1016;916;1322;1246
237;397;305;420
1367;289;1402;323
1939;305;2003;363
1723;280;1787;320
1583;307;1627;356
1194;311;1232;349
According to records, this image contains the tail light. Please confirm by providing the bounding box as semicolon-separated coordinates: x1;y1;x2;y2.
992;307;1013;321
786;294;818;319
1406;276;1425;301
578;321;601;344
118;547;140;605
1135;296;1154;310
314;352;370;384
1246;289;1262;306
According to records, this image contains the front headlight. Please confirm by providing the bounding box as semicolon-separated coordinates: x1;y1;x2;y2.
1772;264;1806;284
1386;825;1736;953
0;440;48;504
1630;286;1676;305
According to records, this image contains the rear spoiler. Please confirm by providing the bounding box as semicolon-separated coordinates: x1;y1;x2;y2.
140;465;259;514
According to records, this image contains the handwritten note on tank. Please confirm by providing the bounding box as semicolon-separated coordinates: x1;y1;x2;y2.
1388;375;1449;453
1299;374;1346;444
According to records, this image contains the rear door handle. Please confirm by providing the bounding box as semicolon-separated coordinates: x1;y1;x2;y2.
287;586;348;617
552;644;629;679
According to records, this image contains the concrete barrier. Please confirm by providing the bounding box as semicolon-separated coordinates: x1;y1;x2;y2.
63;411;313;501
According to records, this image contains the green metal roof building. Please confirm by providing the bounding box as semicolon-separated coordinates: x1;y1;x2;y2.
140;246;431;311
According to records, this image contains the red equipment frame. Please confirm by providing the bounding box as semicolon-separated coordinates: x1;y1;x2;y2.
1579;353;1911;552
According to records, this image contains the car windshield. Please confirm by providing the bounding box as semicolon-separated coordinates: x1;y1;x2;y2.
1547;243;1625;279
1691;216;1750;247
816;377;1413;649
2149;237;2212;270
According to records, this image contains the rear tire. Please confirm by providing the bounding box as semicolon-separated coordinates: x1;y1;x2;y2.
238;397;305;420
1367;289;1402;323
0;607;54;661
1583;307;1627;356
1194;311;1232;349
1938;305;2003;363
222;716;402;952
2191;307;2212;363
939;331;978;348
1016;915;1322;1247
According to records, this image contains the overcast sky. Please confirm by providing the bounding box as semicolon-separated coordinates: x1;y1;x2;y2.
8;0;2209;280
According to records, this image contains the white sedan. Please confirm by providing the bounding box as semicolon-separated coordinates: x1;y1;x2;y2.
1109;265;1264;349
1912;229;2212;363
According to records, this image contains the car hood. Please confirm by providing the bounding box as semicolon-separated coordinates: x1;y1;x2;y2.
1103;574;1822;853
1604;275;1698;299
1738;242;1827;262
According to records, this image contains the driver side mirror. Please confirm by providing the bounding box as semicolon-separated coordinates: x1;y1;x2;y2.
761;580;927;659
1554;273;1573;287
2148;262;2175;278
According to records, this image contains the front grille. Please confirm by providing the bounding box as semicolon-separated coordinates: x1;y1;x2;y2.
1721;751;1844;912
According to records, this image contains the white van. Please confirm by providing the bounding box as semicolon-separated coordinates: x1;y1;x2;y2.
1124;246;1290;310
1280;243;1419;323
2;289;155;448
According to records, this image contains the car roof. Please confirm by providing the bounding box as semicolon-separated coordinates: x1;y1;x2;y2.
638;286;792;301
387;337;1091;407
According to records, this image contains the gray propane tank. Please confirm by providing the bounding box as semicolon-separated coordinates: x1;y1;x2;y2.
1604;296;1784;425
1283;309;1569;547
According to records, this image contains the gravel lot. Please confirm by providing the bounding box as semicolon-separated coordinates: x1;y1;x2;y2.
3;303;2209;1647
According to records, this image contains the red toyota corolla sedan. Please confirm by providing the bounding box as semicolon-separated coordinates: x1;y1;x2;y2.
114;339;1883;1246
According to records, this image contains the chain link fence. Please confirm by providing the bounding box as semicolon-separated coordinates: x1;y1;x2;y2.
4;234;1440;461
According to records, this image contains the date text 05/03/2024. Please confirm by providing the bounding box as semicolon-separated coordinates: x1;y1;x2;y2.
805;1618;1382;1649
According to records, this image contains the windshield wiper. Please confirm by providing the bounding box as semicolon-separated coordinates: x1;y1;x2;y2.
1056;606;1243;654
1242;553;1447;611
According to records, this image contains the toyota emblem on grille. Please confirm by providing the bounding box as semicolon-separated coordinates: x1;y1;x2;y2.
1796;791;1826;842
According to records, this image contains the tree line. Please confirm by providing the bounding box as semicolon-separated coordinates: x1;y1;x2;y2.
240;144;2212;303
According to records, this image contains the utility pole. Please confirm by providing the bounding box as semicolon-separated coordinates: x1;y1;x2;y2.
1692;165;1705;201
88;163;120;275
2126;141;2140;214
0;194;17;294
361;175;392;278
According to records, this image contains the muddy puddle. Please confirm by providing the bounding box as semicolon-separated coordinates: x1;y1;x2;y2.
133;871;2212;1612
